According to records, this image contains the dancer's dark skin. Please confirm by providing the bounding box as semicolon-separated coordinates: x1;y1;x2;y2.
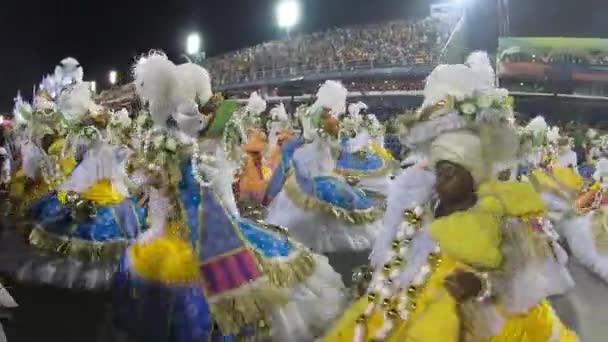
434;160;483;303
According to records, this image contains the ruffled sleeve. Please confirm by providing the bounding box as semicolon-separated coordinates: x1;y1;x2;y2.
429;195;504;270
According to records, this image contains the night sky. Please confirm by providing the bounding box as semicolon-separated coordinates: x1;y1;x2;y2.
0;0;606;110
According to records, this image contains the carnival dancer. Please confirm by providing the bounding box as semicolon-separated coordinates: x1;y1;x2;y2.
543;150;608;285
11;69;146;290
232;92;271;206
264;81;384;253
266;102;293;173
112;53;345;342
325;52;575;342
9;94;74;212
335;101;393;195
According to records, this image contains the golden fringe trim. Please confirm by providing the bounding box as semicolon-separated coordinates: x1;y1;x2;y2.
29;226;128;262
255;247;316;288
210;278;288;335
284;175;383;224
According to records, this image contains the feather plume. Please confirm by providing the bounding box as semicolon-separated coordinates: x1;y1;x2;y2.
133;52;178;126
313;80;347;115
245;92;267;115
174;62;213;106
270;103;288;121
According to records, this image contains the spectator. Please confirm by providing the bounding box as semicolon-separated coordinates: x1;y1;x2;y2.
204;17;456;86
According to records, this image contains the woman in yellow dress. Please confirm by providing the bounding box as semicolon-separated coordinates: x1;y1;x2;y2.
325;51;576;342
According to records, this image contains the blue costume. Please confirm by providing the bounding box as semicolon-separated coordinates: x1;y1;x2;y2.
335;137;389;177
113;157;336;341
14;148;146;290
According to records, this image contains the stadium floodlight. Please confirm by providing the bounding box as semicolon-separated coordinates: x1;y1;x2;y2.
276;0;300;29
90;81;97;93
109;70;118;85
187;33;201;55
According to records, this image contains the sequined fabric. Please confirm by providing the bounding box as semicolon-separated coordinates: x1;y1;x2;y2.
295;171;375;211
30;191;145;243
264;136;305;204
336;149;385;172
239;218;292;257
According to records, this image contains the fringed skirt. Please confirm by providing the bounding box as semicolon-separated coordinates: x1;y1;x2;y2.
13;191;146;290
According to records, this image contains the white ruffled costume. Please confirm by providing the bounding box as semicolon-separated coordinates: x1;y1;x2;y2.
265;81;383;253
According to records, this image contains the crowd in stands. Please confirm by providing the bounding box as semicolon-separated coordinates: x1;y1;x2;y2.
204;17;456;86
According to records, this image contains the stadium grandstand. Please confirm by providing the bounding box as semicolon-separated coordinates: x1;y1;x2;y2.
203;12;462;94
95;3;608;125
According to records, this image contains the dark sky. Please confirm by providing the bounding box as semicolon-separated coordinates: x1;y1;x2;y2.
0;0;606;110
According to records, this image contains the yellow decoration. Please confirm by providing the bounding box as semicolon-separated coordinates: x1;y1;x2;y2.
129;236;200;284
80;179;125;205
10;170;51;204
370;142;394;161
262;165;272;180
429;195;503;269
324;257;464;341
489;300;578;342
552;166;584;191
477;180;546;217
47;139;66;156
47;139;77;175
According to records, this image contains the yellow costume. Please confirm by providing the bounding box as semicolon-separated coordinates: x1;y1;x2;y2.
325;181;576;342
370;141;393;161
10;138;76;204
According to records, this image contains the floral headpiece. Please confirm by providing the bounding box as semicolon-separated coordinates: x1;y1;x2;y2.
404;52;514;147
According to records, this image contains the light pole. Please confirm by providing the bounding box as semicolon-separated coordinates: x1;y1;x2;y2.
276;0;300;38
109;70;118;86
497;0;510;37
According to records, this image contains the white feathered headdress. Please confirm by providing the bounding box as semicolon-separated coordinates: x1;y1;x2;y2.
13;93;32;126
348;101;368;120
546;126;561;144
245;92;267;115
174;62;213;107
133;52;213;134
270;103;289;122
422;51;496;109
312;80;347;116
57;82;100;123
54;57;84;87
406;52;512;145
405;51;518;182
525;116;548;134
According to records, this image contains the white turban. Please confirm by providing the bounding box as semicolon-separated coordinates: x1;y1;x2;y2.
430;130;487;184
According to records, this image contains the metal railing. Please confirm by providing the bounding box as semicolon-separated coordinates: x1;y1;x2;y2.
209;54;439;87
